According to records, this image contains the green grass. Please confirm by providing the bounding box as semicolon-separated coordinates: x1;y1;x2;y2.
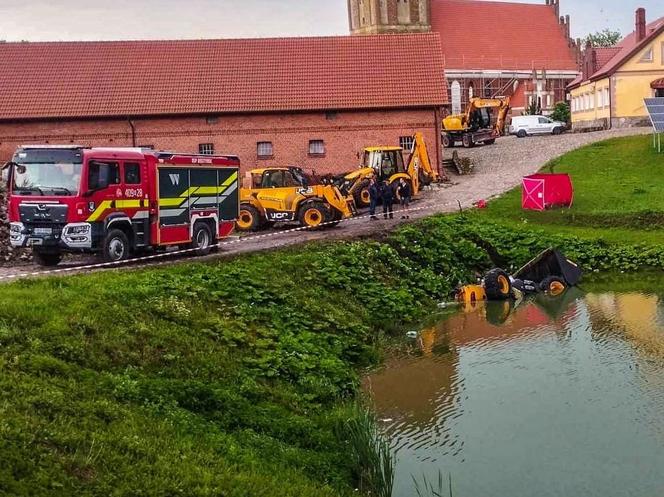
472;135;664;245
2;135;664;496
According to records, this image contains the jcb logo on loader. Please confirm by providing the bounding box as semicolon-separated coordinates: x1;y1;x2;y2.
268;212;292;221
169;174;180;186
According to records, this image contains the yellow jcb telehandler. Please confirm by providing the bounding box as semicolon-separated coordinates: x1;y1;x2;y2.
236;166;355;232
442;97;511;148
337;132;441;208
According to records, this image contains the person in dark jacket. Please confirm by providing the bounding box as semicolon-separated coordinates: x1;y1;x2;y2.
368;177;379;220
397;178;412;219
381;180;394;220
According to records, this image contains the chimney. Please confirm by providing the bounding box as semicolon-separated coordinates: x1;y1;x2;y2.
636;8;647;42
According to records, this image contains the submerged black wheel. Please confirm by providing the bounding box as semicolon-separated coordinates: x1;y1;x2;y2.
540;276;567;296
33;250;62;267
484;268;512;301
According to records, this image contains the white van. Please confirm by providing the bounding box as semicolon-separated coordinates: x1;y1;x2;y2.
509;115;566;138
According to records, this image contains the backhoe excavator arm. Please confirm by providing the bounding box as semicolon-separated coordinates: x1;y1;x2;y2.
406;132;440;193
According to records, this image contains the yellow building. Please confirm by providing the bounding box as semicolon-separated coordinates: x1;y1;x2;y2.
569;8;664;130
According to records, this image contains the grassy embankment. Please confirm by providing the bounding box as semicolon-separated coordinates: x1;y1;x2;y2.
472;134;664;245
1;134;663;496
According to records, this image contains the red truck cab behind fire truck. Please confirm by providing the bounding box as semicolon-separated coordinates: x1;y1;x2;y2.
5;146;240;266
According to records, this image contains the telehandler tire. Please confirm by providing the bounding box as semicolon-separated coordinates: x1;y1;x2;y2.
484;269;512;301
299;202;329;229
237;204;262;232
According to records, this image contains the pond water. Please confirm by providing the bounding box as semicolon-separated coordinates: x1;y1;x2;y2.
364;286;664;497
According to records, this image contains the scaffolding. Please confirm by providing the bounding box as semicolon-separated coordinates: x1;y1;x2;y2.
446;72;573;115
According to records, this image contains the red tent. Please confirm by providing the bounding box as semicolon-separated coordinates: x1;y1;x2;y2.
522;174;574;211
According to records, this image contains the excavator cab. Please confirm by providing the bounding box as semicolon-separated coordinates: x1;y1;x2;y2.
340;132;440;208
362;147;406;180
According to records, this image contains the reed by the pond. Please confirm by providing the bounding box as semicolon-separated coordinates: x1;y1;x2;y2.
343;408;394;497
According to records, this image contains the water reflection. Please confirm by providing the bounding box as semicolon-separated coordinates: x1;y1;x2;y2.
365;289;664;497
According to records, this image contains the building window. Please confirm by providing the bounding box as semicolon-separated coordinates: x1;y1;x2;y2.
206;116;220;125
308;140;325;156
598;89;604;108
604;88;610;108
199;143;214;155
451;80;462;115
399;136;415;151
639;46;653;63
124;162;141;185
257;141;273;159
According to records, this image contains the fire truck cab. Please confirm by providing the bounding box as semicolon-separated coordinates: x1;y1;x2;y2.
4;146;240;266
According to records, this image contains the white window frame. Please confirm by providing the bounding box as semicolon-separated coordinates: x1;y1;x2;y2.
639;46;654;63
198;143;214;155
399;136;415;151
308;139;325;156
257;141;273;158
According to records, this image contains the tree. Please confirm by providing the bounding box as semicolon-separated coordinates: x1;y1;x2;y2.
583;28;621;47
551;101;571;125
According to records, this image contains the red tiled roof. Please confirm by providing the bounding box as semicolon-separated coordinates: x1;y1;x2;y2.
431;0;578;71
0;34;448;121
591;16;664;80
568;16;664;89
594;47;622;70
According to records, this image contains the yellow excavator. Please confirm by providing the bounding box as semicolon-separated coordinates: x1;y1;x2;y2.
442;97;510;148
236;166;355;232
337;132;441;208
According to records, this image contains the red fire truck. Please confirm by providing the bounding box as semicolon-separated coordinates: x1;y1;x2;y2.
4;146;240;266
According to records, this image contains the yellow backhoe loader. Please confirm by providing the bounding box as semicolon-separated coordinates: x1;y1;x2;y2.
236;166;355;232
337;132;441;208
442;97;510;148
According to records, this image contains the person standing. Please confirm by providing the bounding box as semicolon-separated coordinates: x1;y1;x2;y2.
381;180;394;220
397;178;412;219
368;177;379;220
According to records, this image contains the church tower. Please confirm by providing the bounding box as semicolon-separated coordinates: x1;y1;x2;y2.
348;0;431;35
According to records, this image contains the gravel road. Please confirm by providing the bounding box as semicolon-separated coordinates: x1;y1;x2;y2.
0;127;649;281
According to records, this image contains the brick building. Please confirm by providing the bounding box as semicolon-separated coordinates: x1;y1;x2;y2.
349;0;580;115
0;35;447;175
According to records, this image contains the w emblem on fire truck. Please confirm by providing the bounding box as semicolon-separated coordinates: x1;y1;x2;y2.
169;174;180;186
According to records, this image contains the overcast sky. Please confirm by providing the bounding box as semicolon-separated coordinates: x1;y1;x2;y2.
0;0;661;42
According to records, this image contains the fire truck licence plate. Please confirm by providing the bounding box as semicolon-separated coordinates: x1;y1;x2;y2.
33;228;52;235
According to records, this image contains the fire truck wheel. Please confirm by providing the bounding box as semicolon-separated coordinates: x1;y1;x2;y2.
103;229;130;263
33;250;62;267
236;205;261;232
299;202;329;229
191;223;212;256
